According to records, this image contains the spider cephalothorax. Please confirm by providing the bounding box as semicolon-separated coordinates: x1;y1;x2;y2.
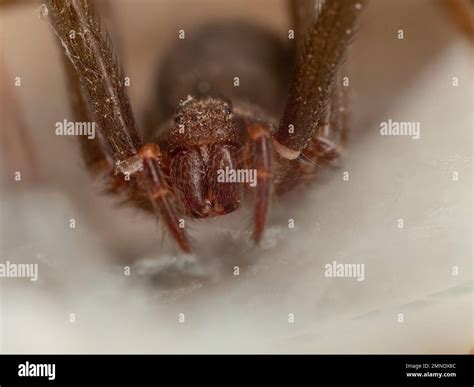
164;97;247;218
43;0;365;252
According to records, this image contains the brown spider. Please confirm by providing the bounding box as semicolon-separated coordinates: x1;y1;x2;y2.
41;0;365;253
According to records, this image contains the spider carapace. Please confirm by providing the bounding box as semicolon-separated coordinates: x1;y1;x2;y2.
44;0;365;252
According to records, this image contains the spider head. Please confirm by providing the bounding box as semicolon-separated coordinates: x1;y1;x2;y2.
167;97;246;218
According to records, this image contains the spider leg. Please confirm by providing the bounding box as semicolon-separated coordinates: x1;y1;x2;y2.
139;144;191;252
60;38;110;175
441;0;474;43
301;72;348;168
45;0;191;252
274;0;365;159
0;58;40;183
288;0;324;50
273;71;348;194
248;122;273;243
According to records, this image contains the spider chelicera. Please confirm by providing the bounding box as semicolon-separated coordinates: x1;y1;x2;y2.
42;0;365;252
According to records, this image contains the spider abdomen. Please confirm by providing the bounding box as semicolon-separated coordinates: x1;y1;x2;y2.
156;22;291;121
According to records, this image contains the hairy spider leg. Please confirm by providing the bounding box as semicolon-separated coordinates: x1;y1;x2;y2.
139;144;191;252
300;74;347;169
248;122;273;243
46;0;191;252
273;0;365;159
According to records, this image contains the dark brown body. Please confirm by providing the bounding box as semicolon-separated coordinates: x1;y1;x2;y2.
156;23;292;121
45;0;364;252
153;23;291;218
